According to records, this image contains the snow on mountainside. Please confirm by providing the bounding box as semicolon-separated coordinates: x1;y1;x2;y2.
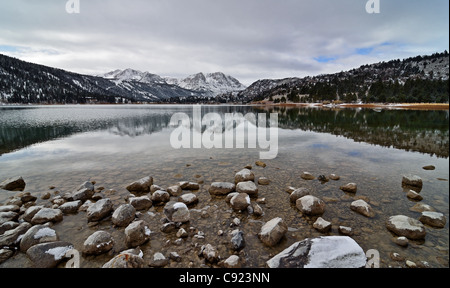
100;69;247;97
164;72;247;96
99;69;166;85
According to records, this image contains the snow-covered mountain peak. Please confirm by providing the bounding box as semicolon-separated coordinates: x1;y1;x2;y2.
173;72;247;96
100;69;166;85
98;68;246;97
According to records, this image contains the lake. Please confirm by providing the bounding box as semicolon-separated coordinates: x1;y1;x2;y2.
0;104;448;268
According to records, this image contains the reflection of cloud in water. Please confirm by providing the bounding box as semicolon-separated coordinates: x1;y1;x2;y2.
347;151;363;157
311;143;331;149
1;105;448;158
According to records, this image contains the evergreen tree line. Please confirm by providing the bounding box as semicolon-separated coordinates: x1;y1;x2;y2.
255;75;448;104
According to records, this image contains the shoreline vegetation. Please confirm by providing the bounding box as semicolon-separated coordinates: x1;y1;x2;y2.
249;102;450;110
1;102;449;111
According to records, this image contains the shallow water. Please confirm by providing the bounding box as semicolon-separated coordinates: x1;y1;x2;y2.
0;105;448;268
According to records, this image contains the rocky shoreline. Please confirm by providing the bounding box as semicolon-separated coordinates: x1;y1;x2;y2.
0;165;447;268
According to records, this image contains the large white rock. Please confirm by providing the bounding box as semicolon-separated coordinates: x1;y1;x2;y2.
266;236;367;268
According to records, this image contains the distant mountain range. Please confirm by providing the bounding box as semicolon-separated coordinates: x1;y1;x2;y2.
0;51;448;104
0;54;246;104
98;69;246;98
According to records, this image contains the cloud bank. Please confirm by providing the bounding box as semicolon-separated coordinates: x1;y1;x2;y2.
1;0;448;85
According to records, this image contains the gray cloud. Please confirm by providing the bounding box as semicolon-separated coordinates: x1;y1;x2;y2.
1;0;448;86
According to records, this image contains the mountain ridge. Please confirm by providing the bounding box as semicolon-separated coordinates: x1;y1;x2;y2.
1;51;449;104
237;51;449;104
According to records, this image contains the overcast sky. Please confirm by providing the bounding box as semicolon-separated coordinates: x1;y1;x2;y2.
1;0;448;86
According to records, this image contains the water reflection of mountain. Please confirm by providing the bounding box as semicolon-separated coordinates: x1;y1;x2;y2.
0;106;448;158
258;107;449;158
0;113;174;156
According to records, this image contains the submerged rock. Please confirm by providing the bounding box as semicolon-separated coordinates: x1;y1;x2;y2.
350;200;375;218
329;174;340;181
340;183;357;193
338;226;353;236
289;188;311;203
419;211;446;228
0;176;26;191
313;217;332;233
402;175;423;189
230;229;245;251
266;236;366;268
258;177;270;185
393;236;409;247
163;201;190;223
300;172;315;180
296;195;325;216
386;215;426;240
410;203;435;213
255;160;267;168
407;190;423;201
422;165;436;171
258;217;288;247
